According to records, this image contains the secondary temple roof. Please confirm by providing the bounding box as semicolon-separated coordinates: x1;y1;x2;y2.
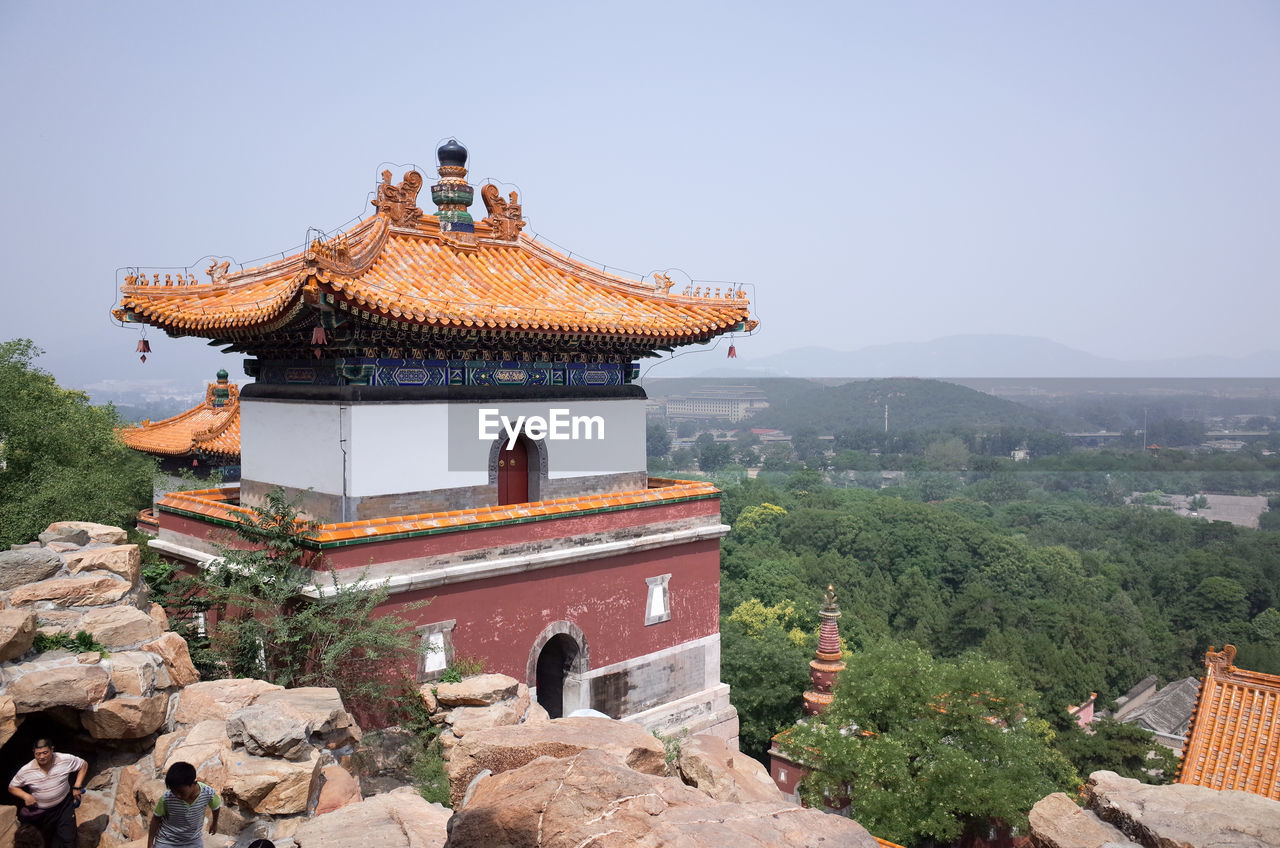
117;371;240;460
1177;644;1280;800
114;141;755;360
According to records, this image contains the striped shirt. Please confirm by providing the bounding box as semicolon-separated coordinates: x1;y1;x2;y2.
153;782;221;848
9;753;85;808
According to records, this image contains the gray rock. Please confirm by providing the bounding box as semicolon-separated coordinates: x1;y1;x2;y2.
1085;771;1280;848
1029;792;1138;848
0;548;63;590
37;528;89;547
226;702;313;761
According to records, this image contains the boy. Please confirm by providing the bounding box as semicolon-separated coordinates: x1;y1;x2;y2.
147;762;221;848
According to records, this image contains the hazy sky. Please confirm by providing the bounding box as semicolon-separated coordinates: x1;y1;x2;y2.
1;1;1277;390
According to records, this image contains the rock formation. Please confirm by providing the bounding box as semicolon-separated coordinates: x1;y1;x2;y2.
1029;770;1280;848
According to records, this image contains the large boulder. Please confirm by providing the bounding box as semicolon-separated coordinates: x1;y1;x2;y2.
107;651;167;697
82;694;169;739
38;527;89;547
0;548;63;590
674;733;783;804
433;674;521;707
1085;771;1280;848
9;574;131;607
253;687;361;748
1029;792;1137;848
223;748;322;815
446;748;878;848
446;716;666;808
140;633;199;688
444;684;531;738
0;609;38;661
8;664;111;711
293;786;450;848
64;545;141;582
226;702;312;761
173;679;282;726
44;522;128;546
79;607;163;648
314;765;362;815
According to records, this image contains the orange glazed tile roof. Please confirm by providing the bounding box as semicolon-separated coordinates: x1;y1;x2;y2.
115;197;755;343
1177;644;1280;800
156;478;720;548
118;381;240;460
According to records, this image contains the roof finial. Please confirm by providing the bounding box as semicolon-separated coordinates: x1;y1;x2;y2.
804;583;846;716
433;138;474;235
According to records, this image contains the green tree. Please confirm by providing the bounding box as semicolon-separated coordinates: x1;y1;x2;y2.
721;606;811;760
1054;718;1179;784
698;441;733;472
195;488;423;714
646;421;671;457
0;340;156;547
780;640;1078;846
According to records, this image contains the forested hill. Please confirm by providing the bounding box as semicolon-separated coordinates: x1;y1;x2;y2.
737;378;1078;434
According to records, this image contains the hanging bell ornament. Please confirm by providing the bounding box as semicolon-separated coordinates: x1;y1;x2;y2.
136;339;151;354
727;344;737;359
311;325;327;345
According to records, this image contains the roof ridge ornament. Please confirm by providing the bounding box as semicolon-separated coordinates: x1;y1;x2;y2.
480;183;525;241
432;138;475;237
372;170;425;227
1205;644;1237;675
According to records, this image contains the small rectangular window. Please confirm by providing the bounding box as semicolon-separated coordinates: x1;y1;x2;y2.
645;575;671;626
417;619;457;681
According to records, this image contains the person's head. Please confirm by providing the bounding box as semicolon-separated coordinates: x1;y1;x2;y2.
31;738;55;767
164;762;198;793
246;840;275;848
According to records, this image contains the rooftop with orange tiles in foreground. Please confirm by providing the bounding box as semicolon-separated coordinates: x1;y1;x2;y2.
1177;644;1280;800
114;177;755;345
156;478;721;549
117;378;240;460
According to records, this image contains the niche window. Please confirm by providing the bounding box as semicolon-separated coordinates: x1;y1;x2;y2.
417;619;457;681
644;574;671;626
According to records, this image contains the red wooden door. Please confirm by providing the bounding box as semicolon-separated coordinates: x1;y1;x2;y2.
497;437;529;505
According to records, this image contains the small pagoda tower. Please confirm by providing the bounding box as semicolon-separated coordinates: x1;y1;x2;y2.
113;139;755;740
803;585;846;715
770;584;847;799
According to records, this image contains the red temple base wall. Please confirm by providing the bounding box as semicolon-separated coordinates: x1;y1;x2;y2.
386;535;721;682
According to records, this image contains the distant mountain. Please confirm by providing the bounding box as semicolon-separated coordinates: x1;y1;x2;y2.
737;377;1078;435
645;335;1280;378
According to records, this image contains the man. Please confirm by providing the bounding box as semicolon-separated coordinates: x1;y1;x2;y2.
8;738;88;848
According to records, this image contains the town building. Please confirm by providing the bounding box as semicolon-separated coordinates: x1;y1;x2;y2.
665;386;769;422
113;140;755;740
1177;644;1280;800
1107;674;1201;752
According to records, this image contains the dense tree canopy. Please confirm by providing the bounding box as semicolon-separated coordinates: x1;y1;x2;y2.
780;640;1077;846
0;340;155;547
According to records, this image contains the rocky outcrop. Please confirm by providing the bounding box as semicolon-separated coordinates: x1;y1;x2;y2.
293;786;451;848
0;521;367;848
674;732;783;804
446;747;877;848
1029;771;1280;848
417;674;547;758
445;715;667;808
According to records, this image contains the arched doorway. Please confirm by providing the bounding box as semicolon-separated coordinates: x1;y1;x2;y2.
527;621;589;719
535;634;579;719
497;436;529;505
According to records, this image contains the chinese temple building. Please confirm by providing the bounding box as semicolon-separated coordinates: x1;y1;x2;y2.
117;370;242;472
112;140;755;740
1177;645;1280;800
